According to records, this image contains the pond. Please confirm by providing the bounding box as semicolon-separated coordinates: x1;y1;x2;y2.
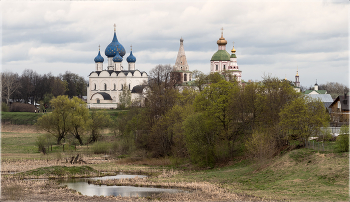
59;173;184;197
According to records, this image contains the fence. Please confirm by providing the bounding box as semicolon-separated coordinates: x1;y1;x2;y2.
305;140;336;152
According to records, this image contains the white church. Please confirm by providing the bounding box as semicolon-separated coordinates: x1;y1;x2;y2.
210;29;242;82
87;25;148;109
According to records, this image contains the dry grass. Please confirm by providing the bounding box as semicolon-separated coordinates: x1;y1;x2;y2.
88;176;260;201
1;124;44;133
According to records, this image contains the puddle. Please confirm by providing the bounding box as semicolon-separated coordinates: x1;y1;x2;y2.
59;174;184;197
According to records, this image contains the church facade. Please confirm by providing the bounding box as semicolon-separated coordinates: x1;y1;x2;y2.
210;29;242;82
87;25;148;109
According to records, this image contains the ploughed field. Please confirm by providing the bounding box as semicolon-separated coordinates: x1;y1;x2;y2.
1;124;349;201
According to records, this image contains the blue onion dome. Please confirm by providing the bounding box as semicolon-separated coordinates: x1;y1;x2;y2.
105;32;126;58
94;48;104;63
113;51;123;62
127;51;136;63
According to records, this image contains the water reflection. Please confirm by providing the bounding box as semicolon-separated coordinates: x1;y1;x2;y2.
59;174;183;197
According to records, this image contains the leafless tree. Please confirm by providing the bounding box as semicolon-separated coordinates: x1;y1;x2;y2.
1;71;21;105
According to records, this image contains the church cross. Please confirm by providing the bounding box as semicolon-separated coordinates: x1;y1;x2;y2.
130;45;132;51
114;24;116;32
221;27;224;37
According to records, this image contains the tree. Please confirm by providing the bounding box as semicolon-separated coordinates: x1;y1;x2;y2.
191;70;208;92
36;95;75;144
1;71;21;104
70;97;91;145
279;96;329;143
319;82;349;99
183;112;217;167
119;82;131;109
89;110;111;143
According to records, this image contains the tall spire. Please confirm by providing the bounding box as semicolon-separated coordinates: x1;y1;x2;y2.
174;37;189;71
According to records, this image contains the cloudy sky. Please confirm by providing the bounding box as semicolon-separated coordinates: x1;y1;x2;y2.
2;0;348;87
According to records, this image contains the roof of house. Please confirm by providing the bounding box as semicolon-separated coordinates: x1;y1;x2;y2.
305;94;333;110
329;95;349;111
304;89;327;94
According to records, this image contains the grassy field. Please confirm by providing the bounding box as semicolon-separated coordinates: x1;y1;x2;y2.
1;124;349;201
0;109;128;125
157;150;349;201
1;112;44;125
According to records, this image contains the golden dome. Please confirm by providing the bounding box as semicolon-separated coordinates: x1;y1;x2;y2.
217;27;227;45
217;37;227;45
231;42;236;53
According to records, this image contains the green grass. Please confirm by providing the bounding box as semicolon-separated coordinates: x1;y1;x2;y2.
1;112;44;125
156;149;349;201
15;165;98;178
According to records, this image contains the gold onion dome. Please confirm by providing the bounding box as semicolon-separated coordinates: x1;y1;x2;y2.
231;46;236;53
217;35;227;45
217;28;227;45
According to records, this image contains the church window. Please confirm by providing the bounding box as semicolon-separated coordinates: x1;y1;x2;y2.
121;84;123;90
216;65;218;71
97;98;100;104
129;84;131;90
223;65;226;70
184;74;187;81
114;84;116;90
94;84;96;90
104;83;107;90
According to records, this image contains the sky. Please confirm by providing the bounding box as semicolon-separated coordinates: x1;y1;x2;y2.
1;0;349;88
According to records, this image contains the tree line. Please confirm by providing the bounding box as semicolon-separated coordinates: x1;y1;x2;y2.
32;64;334;166
115;65;329;167
1;69;88;109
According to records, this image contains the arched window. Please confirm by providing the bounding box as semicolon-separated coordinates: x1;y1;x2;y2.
97;98;100;104
129;84;131;90
223;65;226;70
114;84;116;90
104;83;107;90
94;84;96;90
216;65;218;71
121;84;123;90
184;74;187;81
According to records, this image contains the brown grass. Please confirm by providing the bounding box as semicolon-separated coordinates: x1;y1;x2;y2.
1;124;44;133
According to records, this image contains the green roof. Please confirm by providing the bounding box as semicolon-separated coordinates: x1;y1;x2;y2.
230;54;237;58
304;90;327;94
211;50;230;61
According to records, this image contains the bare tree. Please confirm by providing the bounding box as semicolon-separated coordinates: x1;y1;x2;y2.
1;71;21;104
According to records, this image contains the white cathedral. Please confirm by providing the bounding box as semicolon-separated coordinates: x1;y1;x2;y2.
87;25;148;109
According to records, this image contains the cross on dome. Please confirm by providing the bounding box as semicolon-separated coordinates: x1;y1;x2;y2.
221;27;224;37
130;45;132;51
114;24;116;32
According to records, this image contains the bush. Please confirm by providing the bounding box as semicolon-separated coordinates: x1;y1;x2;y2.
92;141;112;154
245;130;276;159
335;125;349;152
335;134;349;152
36;135;47;154
10;102;37;112
1;102;9;112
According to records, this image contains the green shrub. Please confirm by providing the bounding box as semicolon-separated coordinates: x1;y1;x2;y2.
36;135;47;154
92;141;111;154
335;125;349;152
1;102;9;112
335;134;349;152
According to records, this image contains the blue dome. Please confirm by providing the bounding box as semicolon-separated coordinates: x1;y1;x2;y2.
94;50;104;63
113;51;123;62
127;51;136;63
105;32;126;58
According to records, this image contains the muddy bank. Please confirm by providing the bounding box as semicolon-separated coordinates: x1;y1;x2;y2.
1;176;258;201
